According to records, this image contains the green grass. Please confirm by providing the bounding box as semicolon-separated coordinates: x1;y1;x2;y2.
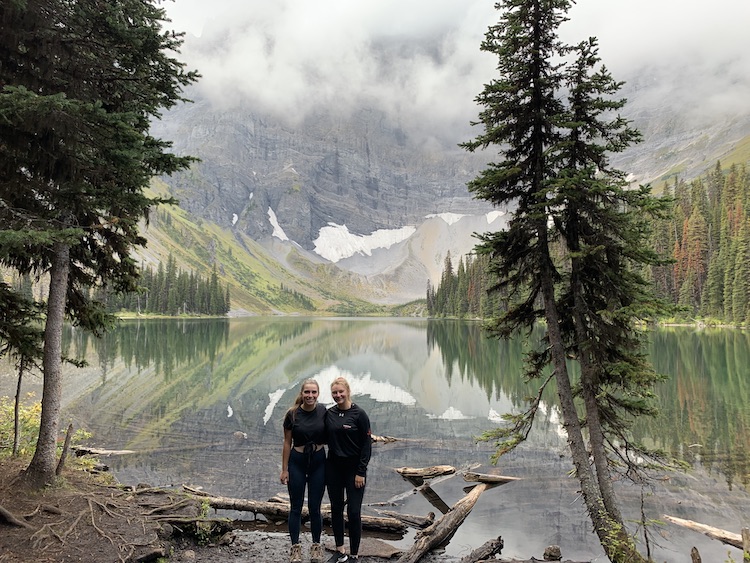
142;181;390;316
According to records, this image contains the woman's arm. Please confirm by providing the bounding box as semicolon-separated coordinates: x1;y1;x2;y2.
355;409;372;484
280;427;293;484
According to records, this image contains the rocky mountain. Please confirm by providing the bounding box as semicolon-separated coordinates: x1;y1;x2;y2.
152;101;495;246
148;71;750;310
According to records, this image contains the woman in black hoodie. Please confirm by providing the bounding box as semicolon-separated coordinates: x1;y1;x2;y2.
325;376;372;563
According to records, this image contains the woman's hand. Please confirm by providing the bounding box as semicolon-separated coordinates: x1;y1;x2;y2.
354;475;365;488
280;470;289;485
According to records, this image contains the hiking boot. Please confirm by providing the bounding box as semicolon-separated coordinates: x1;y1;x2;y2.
310;543;324;563
290;543;302;563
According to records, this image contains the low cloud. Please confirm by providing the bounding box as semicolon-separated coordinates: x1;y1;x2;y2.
165;0;750;145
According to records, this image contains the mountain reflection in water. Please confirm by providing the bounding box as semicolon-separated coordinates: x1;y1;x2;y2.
2;318;748;562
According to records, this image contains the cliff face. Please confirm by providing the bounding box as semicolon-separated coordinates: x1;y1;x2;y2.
153;100;494;252
149;80;750;307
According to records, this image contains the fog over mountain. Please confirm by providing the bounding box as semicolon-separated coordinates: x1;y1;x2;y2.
151;0;750;303
164;0;750;146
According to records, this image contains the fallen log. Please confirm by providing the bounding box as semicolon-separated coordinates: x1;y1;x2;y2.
395;465;456;486
183;486;406;534
458;535;503;563
663;514;742;550
72;446;137;456
396;482;489;563
419;483;451;515
380;474;458;511
393;466;458;513
374;509;435;529
463;472;521;485
372;434;399;443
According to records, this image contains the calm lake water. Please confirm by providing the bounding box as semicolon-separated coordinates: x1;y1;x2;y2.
2;318;748;562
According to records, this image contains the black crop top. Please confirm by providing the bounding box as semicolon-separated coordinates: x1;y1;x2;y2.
283;403;327;447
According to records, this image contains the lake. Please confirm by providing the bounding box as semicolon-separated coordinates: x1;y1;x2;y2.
2;318;748;562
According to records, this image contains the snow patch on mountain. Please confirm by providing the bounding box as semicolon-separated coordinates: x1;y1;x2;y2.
268;207;289;241
313;223;417;263
486;210;506;223
425;212;467;225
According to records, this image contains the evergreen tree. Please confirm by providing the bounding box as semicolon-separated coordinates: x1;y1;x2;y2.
0;0;198;486
730;220;750;324
456;256;469;317
461;3;663;560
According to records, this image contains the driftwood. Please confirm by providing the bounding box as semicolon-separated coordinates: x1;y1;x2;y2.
463;471;521;485
458;535;504;563
395;466;458;514
372;434;399;443
396;465;456;486
73;446;137;456
183;485;406;533
420;483;451;514
375;509;435;529
462;472;520;494
663;514;743;550
396;482;489;563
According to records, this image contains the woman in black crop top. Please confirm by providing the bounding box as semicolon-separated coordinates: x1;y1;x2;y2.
281;379;327;563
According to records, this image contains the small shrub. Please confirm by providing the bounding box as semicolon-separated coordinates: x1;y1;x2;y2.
0;394;41;457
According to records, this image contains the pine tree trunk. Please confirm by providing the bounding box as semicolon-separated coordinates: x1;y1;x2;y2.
24;242;70;487
537;230;647;563
570;281;623;524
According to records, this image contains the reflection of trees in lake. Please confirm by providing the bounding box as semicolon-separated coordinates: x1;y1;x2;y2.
426;320;550;406
428;321;749;489
636;328;750;488
59;320;747;491
80;318;315;383
64;320;230;382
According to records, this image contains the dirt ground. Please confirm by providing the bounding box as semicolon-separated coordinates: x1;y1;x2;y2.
0;458;458;563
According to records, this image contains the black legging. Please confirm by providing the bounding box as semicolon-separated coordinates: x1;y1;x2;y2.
326;454;365;555
287;447;326;544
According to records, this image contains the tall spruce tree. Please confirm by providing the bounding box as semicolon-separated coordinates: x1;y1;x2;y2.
0;0;198;486
553;38;671;540
462;2;667;560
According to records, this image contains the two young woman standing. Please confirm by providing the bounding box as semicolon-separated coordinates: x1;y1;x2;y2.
280;376;372;563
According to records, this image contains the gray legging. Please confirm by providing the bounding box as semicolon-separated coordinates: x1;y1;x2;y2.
287;447;326;544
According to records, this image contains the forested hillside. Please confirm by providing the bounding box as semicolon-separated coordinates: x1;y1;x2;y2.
651;161;750;323
97;254;230;316
429;160;750;326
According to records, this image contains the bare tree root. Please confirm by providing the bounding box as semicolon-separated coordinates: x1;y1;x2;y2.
23;504;63;519
0;504;35;530
59;509;86;542
114;486;174;497
142;498;193;516
30;521;65;549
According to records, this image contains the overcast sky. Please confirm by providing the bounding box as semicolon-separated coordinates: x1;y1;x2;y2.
162;0;750;144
